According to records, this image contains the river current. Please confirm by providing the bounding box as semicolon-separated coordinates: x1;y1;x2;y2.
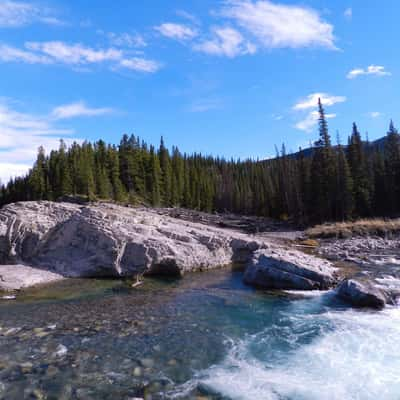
0;266;399;399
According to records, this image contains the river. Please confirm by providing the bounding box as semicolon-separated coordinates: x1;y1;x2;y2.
0;265;399;399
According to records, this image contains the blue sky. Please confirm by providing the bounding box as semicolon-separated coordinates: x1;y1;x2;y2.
0;0;398;182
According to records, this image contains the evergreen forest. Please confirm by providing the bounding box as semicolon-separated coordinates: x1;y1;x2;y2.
2;99;400;225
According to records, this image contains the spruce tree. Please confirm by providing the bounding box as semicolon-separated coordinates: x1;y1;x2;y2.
29;146;47;200
336;141;354;220
108;145;126;202
347;123;371;216
384;120;400;214
310;99;336;222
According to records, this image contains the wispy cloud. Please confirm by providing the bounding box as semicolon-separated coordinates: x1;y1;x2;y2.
368;111;382;118
0;100;81;183
26;41;122;64
98;30;147;48
347;65;391;79
220;0;336;50
0;43;53;64
119;57;161;73
293;93;346;110
51;101;115;120
194;26;256;57
344;7;352;20
155;23;198;41
293;92;345;132
175;10;201;25
0;41;161;73
295;110;336;132
0;0;63;28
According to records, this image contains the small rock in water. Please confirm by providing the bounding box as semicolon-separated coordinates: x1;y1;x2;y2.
133;367;143;377
46;365;59;377
140;358;154;368
34;390;46;400
20;362;33;374
336;279;389;309
1;295;16;300
55;344;68;357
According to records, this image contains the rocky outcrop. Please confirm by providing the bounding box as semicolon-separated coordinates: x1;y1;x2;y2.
317;236;400;264
0;201;263;278
336;279;391;309
243;249;337;290
0;264;63;291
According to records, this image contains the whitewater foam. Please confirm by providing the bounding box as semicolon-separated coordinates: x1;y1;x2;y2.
171;306;400;400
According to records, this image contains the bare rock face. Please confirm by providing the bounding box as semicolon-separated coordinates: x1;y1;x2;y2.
0;264;63;291
336;279;390;309
0;202;263;278
244;249;337;290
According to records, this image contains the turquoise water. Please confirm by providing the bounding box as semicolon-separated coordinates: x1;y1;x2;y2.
0;268;399;399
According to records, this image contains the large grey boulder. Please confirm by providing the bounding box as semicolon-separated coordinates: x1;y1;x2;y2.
336;279;389;309
0;264;63;291
244;249;337;290
0;201;262;278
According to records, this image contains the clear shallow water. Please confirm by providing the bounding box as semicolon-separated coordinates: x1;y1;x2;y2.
0;267;399;400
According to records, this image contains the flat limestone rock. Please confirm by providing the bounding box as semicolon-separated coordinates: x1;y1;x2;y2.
336;279;389;309
0;264;64;291
0;201;263;278
244;249;337;290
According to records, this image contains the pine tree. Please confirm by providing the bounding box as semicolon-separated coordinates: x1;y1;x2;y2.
310;98;336;222
158;137;173;206
347;123;371;216
57;140;72;198
108;145;126;202
385;120;400;214
147;146;161;206
336;141;354;220
29;146;47;200
94;140;112;199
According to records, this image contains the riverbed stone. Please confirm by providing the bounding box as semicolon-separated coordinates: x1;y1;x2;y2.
244;249;337;290
336;279;389;309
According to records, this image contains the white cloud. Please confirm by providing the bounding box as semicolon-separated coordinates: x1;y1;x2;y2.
0;41;161;73
293;93;346;110
99;31;147;48
220;0;336;50
175;10;200;25
0;43;52;64
194;26;256;57
51;101;115;120
0;1;62;28
293;92;345;132
344;7;352;20
119;57;161;73
0;100;80;184
155;23;198;41
368;111;382;118
0;163;31;185
26;41;122;64
295;110;336;132
347;65;391;79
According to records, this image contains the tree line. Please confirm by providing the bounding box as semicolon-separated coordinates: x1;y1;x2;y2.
1;99;400;225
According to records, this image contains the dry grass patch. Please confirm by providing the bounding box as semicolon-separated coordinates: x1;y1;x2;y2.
307;218;400;238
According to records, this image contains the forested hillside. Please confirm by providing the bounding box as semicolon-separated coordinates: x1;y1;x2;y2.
1;100;400;224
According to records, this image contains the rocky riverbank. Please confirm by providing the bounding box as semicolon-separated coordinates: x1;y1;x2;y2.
0;264;63;292
1;201;399;309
